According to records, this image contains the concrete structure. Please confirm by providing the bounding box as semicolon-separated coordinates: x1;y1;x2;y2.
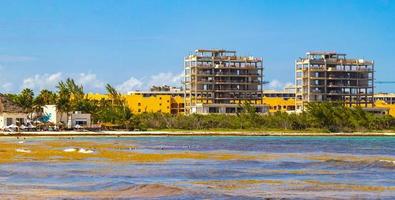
295;51;374;111
262;89;295;99
42;105;91;128
184;49;266;114
363;107;390;115
374;93;395;105
148;85;183;93
0;94;28;129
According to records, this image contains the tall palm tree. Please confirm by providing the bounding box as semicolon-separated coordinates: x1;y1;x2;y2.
56;80;72;127
35;89;56;105
33;89;57;119
104;84;133;128
66;78;84;102
105;84;123;106
18;88;34;112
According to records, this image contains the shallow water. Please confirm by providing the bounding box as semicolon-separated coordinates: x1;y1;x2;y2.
1;136;395;199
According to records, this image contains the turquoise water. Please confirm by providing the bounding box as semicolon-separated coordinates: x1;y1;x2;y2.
2;136;395;199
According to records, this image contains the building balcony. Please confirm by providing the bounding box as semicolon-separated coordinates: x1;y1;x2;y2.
194;73;260;77
191;64;263;70
192;81;261;85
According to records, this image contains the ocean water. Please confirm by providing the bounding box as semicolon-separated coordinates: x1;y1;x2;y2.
1;136;395;199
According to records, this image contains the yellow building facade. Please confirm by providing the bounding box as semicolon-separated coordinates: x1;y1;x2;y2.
87;92;395;117
124;94;184;114
87;93;184;115
263;97;296;113
87;93;302;115
374;100;395;117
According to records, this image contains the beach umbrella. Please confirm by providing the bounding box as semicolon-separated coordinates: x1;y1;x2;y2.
28;124;36;129
74;124;82;129
7;124;18;129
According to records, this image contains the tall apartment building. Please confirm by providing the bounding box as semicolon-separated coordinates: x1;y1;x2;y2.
295;51;374;111
184;49;266;114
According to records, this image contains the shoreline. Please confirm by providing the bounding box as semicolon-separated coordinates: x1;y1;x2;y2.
1;130;395;137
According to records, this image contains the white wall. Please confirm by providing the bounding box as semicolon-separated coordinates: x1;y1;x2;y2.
42;105;91;128
71;113;91;128
42;105;67;124
0;113;28;129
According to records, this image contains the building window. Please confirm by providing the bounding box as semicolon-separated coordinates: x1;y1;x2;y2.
75;120;87;126
138;103;141;106
16;118;24;125
6;118;13;126
138;109;141;112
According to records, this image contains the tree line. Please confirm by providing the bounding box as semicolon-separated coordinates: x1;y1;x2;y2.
5;78;395;132
133;103;395;132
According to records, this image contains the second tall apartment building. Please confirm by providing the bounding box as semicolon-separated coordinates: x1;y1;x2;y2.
295;51;374;111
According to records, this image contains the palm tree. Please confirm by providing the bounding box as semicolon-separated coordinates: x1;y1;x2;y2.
35;89;56;105
97;84;133;129
20;88;34;109
66;78;84;102
18;88;34;112
105;84;123;106
34;89;56;109
56;80;72;127
32;89;56;120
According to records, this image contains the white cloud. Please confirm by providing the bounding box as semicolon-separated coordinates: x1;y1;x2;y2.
10;71;184;94
148;71;183;87
20;72;107;93
114;71;184;94
5;71;294;94
116;77;143;93
1;82;14;93
22;72;63;92
266;79;293;90
75;73;105;92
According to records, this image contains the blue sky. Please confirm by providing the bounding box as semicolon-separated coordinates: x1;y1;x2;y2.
0;0;394;93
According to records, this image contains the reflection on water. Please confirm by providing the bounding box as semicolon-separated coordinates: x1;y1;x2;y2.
1;136;395;199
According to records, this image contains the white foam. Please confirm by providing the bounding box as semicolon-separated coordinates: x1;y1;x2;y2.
64;148;94;154
16;148;31;153
64;148;78;152
379;159;395;165
78;148;94;154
